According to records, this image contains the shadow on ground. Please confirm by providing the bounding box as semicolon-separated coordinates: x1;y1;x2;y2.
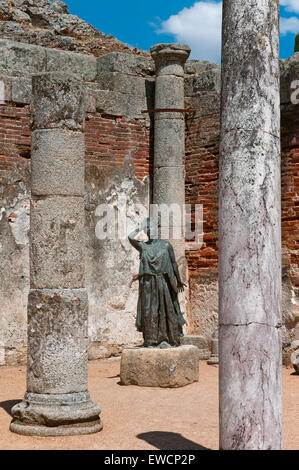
137;431;210;450
0;400;22;417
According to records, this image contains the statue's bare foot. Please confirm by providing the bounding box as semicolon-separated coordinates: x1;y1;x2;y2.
157;341;172;349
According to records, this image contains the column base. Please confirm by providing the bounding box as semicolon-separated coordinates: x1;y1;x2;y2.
10;391;102;436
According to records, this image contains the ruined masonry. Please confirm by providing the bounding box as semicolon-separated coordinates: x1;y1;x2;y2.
0;0;298;367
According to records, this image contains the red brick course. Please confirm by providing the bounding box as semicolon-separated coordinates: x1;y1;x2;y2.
0;104;31;173
185;114;220;275
281;106;299;279
0;107;152;182
85;114;151;181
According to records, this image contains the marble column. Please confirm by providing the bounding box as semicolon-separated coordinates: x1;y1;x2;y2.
10;73;102;436
150;43;190;280
219;1;283;449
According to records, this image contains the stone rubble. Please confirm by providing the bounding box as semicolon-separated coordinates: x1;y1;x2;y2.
0;0;148;56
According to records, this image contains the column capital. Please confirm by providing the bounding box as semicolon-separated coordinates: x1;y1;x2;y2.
150;43;190;75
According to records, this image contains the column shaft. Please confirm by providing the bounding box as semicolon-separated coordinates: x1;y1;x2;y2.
219;1;283;449
10;73;102;436
151;44;190;271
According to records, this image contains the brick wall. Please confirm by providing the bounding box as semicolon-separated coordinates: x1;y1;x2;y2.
85;114;152;181
0;106;152;182
0;103;31;174
281;105;299;281
185;110;299;277
185;113;220;275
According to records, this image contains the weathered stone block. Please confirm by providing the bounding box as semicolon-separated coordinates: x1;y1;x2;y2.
280;54;299;105
30;196;85;289
180;335;211;360
207;338;219;366
46;48;97;82
120;345;199;388
0;74;11;102
11;76;32;104
185;92;220;117
291;340;299;374
97;52;155;77
85;84;97;112
32;73;85;130
154;119;185;167
181;335;208;349
0;341;5;366
97;71;146;96
94;89;146;118
27;288;88;394
0;39;46;76
185;69;221;97
31;129;85;196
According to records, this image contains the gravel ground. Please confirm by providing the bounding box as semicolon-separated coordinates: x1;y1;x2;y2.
0;359;298;450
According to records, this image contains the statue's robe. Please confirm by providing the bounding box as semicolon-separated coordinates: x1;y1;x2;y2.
129;237;185;346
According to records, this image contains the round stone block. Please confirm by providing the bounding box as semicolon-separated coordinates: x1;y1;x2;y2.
10;392;102;437
120;345;199;388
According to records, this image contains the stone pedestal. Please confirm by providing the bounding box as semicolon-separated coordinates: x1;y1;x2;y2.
10;73;102;436
207;338;219;366
120;345;199;388
180;335;211;360
291;340;299;374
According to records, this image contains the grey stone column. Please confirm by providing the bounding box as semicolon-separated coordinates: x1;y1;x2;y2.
150;43;190;278
10;73;102;436
219;1;282;449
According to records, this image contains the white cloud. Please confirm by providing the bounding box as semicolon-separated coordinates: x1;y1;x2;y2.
280;0;299;15
280;16;299;35
156;1;298;62
158;1;222;63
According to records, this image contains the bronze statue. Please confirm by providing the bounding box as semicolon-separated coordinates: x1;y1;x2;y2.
129;218;186;348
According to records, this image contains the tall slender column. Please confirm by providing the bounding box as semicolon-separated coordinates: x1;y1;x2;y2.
10;73;102;436
150;43;190;277
219;1;282;449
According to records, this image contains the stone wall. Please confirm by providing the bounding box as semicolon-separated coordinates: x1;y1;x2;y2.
0;4;298;364
0;38;154;364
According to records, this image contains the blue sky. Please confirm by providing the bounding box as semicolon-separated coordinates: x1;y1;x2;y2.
66;0;298;63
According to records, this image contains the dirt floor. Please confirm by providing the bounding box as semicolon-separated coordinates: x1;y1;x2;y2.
0;359;298;450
